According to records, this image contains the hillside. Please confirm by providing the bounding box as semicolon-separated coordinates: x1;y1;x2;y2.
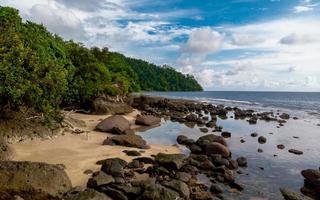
0;7;202;122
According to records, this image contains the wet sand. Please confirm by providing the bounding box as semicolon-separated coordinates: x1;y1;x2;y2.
10;111;180;187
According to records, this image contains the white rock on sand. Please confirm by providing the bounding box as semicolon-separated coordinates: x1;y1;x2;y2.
9;111;180;187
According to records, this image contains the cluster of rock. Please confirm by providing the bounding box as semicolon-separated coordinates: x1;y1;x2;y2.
301;169;320;199
95;115;161;149
130;96;291;128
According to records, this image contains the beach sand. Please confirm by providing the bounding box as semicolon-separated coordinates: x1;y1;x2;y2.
9;111;180;187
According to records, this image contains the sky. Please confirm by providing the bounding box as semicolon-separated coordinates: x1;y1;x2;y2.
1;0;320;91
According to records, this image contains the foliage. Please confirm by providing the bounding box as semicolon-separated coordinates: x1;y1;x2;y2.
0;6;202;123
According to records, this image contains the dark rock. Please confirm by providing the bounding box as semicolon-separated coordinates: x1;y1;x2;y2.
257;148;263;153
240;139;245;143
229;181;244;191
100;158;127;177
289;149;303;155
127;160;141;169
103;134;148;149
205;142;230;158
101;187;128;200
162;179;190;198
227;160;238;170
133;157;155;164
110;184;142;198
250;132;258;137
185;114;198;122
0;161;72;200
206;121;216;128
277;144;285;150
200;128;209;133
155;153;186;170
301;169;320;182
221;131;231;138
64;188;111;200
280;188;313;200
236;157;247;167
96;158;127;166
248;116;258;124
177;135;195;145
279;113;290;120
95;115;130;134
197;134;227;147
142;183;179;200
210;184;223;194
84;169;94;175
87;171;114;188
258;136;267;144
123;150;141;156
175;172;192;183
135;115;161;126
187;144;203;154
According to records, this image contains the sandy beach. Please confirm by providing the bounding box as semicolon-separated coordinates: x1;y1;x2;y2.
9;111;180;187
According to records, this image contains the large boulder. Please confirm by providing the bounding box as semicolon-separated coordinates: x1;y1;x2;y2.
95;115;130;134
135;115;161;126
196;134;227;147
87;171;115;189
155;153;186;170
0;161;72;200
92;98;133;115
161;179;190;198
205;142;230;158
103;134;148;149
100;158;127;177
280;188;313;200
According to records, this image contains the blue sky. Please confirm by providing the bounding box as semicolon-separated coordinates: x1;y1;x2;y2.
1;0;320;91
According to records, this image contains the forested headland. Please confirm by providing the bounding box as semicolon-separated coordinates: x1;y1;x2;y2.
0;7;202;123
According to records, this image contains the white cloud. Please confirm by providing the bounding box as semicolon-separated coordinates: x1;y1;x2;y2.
294;5;314;13
231;34;265;46
279;33;315;45
181;28;223;54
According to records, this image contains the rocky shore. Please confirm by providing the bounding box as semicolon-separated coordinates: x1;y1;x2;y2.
0;95;318;200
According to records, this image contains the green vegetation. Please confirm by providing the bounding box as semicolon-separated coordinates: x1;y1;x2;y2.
0;7;202;122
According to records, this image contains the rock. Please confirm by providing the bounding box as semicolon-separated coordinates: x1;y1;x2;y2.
95;115;130;134
103;134;148;149
221;131;231;138
236;157;247;167
240;139;245;143
277;144;285;150
248;117;258;124
87;171;115;188
257;148;263;153
197;134;228;147
123;150;141;156
0;161;72;200
175;172;192;183
84;169;94;175
65;188;111;200
162;179;190;198
142;183;179;200
200;128;209;133
229;181;244;191
177;135;195;145
110;184;142;198
258;136;267;144
187;144;203;154
301;169;320;182
155;153;186;170
127;160;141;169
135;115;161;126
280;188;313;200
250;132;258;137
210;184;223;194
133;157;155;164
205;142;230;158
101;187;128;200
100;158;127;177
279;113;290;120
92;98;133;115
289;149;303;155
185;114;198;122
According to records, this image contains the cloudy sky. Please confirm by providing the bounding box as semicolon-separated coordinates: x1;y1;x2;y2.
1;0;320;91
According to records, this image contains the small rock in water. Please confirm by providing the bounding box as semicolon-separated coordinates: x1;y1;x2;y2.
293;136;300;139
221;131;231;138
199;128;209;133
257;148;263;153
210;184;223;194
277;144;285;150
251;132;258;137
237;157;248;167
240;139;246;143
258;136;267;144
288;149;303;155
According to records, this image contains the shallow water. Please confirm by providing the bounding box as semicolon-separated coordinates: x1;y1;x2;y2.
136;112;320;199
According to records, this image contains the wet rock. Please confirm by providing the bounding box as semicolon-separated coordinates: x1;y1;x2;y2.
127;160;141;169
103;134;148;149
135;115;161;126
142;183;179;200
236;157;248;167
258;136;267;144
185;114;198;122
227;159;239;170
200;128;209;133
280;188;313;200
205;142;230;158
100;158;127;177
0;161;72;200
206;121;216;128
162;179;190;198
250;132;258;137
257;148;263;153
221;131;231;138
279;113;290;120
248;116;258;124
177;135;195;145
277;144;285;150
110;184;142;198
87;171;115;189
210;184;223;194
175;172;192;183
64;188;111;200
240;139;245;143
123;150;141;156
197;134;228;147
96;115;130;134
101;187;128;200
289;149;303;155
187;144;203;154
133;157;156;164
155;153;186;170
229;181;244;191
301;169;320;183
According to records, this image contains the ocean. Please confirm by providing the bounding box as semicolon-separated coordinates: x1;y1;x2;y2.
140;91;320;119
